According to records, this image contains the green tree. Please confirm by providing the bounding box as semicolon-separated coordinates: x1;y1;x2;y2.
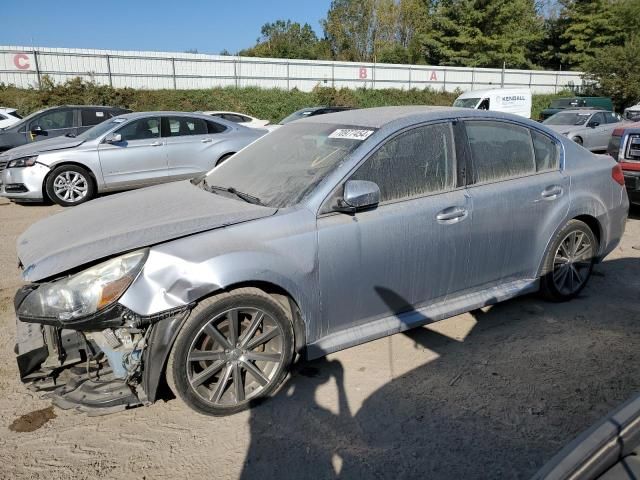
558;0;628;69
239;20;325;59
420;0;544;68
583;38;640;109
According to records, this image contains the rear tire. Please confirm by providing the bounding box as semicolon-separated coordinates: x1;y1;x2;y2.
540;220;598;301
166;288;294;416
45;164;95;207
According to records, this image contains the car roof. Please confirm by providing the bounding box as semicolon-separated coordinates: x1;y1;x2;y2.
456;88;530;99
202;111;251;116
299;105;483;128
553;109;608;114
114;111;220;119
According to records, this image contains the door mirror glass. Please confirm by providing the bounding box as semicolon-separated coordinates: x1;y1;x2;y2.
336;180;380;212
587;121;600;128
104;133;122;144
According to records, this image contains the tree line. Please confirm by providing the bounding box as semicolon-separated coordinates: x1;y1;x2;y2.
233;0;640;108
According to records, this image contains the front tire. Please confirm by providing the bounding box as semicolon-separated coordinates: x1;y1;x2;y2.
540;220;598;301
45;165;95;206
166;288;294;416
573;136;583;146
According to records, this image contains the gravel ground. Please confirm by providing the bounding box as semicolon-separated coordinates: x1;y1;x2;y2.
0;197;638;480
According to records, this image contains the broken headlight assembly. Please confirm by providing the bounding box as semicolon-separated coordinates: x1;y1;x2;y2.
17;250;147;321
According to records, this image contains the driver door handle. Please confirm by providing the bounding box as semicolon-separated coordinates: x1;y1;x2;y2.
436;207;468;223
150;141;163;146
201;138;213;143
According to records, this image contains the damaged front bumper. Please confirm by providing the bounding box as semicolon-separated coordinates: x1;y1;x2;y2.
14;286;191;415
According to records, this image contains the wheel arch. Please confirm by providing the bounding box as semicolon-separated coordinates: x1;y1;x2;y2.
143;280;308;403
536;212;603;277
42;161;99;201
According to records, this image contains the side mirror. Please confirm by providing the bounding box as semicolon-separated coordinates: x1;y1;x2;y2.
588;121;600;128
335;180;380;213
30;125;46;136
104;133;122;144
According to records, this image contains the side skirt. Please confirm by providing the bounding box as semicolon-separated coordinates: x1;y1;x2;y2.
306;278;540;360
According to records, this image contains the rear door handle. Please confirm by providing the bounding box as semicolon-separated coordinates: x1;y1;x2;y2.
201;138;213;143
150;141;163;146
541;185;563;200
436;207;468;223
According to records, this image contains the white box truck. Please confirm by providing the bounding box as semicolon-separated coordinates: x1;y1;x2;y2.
453;88;532;119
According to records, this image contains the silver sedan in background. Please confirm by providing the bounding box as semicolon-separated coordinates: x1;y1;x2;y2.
0;111;266;206
542;109;625;151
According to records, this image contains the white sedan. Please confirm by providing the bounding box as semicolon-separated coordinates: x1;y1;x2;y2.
0;108;21;129
201;111;277;131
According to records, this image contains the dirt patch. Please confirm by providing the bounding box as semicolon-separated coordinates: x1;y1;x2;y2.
8;406;56;432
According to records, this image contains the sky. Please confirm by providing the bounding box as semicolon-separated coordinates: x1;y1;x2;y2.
1;0;332;54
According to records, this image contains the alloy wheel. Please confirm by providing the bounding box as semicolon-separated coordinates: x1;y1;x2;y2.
186;307;284;407
53;171;89;203
552;230;593;296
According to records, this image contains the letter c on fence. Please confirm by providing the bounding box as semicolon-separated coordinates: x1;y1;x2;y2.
14;53;30;70
359;67;368;79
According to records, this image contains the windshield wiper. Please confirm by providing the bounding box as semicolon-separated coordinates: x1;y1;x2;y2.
203;181;264;206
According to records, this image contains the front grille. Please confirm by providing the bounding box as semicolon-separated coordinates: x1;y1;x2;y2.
0;159;7;173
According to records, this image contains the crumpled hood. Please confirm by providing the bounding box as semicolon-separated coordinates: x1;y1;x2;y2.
0;136;85;160
17;180;277;282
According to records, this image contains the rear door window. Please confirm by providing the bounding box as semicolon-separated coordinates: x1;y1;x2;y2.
81;109;109;127
163;117;208;137
531;130;560;172
465;120;536;183
604;112;621;124
350;122;456;202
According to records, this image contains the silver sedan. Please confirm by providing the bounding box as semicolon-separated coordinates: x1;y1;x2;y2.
542;109;625;151
14;107;628;416
0;111;266;206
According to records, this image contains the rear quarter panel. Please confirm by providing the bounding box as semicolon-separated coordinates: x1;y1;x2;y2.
562;139;627;259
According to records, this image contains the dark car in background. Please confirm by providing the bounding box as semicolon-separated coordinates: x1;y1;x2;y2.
0;105;131;152
278;106;353;125
607;121;640;205
540;97;613;121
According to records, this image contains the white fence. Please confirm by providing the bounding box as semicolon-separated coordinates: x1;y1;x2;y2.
0;45;583;94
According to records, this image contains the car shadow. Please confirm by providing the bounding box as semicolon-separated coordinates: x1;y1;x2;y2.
240;257;640;479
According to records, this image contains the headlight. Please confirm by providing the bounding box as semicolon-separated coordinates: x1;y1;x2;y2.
18;250;147;321
561;132;570;136
8;155;38;168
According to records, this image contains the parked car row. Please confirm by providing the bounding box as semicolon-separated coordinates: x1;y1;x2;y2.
0;104;352;207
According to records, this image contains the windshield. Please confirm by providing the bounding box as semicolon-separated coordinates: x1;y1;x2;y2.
279;109;319;125
203;122;375;208
453;98;480;108
543;112;591;126
76;117;125;141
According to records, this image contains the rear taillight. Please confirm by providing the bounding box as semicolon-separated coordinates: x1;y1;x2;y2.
612;164;625;185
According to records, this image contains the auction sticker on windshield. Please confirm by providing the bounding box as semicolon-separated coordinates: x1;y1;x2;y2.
328;128;375;140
